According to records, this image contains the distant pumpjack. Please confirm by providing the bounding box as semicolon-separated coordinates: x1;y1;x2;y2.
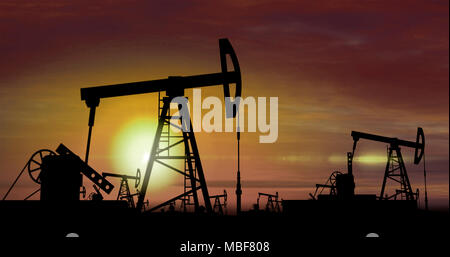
102;169;141;208
80;38;242;213
351;127;425;201
257;192;282;213
210;190;228;215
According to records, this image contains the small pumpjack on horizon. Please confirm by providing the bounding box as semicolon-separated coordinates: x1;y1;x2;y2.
102;169;141;208
256;192;282;213
210;190;228;215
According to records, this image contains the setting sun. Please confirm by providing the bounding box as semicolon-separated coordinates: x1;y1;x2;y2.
110;117;181;191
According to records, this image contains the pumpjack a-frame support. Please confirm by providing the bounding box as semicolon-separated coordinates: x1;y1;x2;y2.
381;146;415;200
139;92;212;213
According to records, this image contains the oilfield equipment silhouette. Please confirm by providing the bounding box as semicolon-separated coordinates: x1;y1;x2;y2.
102;169;141;208
255;192;282;213
2;38;242;216
308;127;428;210
79;38;241;213
1;38;430;218
210;190;228;215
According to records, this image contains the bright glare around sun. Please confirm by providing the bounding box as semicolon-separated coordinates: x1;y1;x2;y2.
110;117;179;191
328;153;388;165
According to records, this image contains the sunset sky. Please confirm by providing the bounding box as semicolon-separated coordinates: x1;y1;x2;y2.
0;0;448;210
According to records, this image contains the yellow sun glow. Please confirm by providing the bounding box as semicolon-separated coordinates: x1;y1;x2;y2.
328;154;387;165
110;117;181;191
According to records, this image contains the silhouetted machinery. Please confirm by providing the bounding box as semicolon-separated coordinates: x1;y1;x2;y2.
210;190;227;215
3;143;114;202
351;127;424;201
80;38;242;213
310;152;357;200
102;169;141;208
312;128;425;203
256;192;282;213
310;170;344;200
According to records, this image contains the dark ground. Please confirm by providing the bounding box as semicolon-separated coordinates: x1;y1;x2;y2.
0;200;448;255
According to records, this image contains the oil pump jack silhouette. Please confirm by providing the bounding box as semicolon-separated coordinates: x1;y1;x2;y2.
311;128;426;206
351;128;425;201
80;38;242;213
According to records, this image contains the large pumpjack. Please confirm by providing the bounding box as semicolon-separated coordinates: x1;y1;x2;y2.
80;38;242;213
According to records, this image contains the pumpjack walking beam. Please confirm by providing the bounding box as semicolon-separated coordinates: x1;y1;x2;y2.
351;128;425;165
80;38;242;213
